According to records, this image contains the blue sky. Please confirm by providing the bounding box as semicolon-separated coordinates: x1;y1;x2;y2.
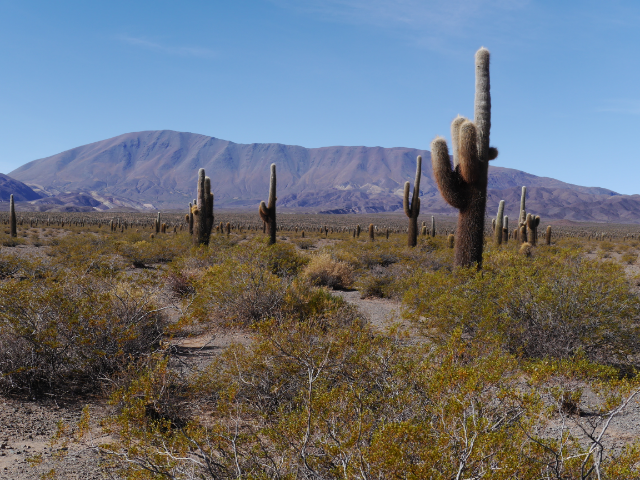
1;0;639;193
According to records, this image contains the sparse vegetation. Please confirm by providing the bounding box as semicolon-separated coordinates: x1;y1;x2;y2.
0;210;640;478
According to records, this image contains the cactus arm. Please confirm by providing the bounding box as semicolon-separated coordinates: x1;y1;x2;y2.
430;137;469;210
451;116;467;169
259;201;269;223
458;121;482;185
403;182;412;218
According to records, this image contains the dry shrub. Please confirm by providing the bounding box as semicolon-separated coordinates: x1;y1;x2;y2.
621;252;637;265
303;253;353;289
519;242;533;257
0;273;167;396
404;249;640;364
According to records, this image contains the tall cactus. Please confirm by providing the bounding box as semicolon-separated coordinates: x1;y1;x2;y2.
9;194;16;238
193;168;214;246
404;155;422;247
431;47;499;268
259;163;277;245
494;200;504;246
155;212;160;234
431;215;436;237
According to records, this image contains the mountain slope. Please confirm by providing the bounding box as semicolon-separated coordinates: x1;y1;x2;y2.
9;130;633;221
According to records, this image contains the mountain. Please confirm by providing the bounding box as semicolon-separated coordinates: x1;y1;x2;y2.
0;174;43;202
8;130;637;222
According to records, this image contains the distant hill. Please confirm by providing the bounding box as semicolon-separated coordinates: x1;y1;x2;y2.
0;174;42;202
8;130;640;222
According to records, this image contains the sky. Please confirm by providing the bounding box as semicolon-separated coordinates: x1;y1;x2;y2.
0;0;640;193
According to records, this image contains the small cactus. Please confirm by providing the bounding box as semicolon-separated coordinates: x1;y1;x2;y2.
404;156;422;247
494;200;504;246
545;225;552;245
9;195;16;238
503;216;509;244
447;234;455;248
258;163;277;245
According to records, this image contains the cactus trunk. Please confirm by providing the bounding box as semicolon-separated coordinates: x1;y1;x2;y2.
193;169;214;246
258;164;277;245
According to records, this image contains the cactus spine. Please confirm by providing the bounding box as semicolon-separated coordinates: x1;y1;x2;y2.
9;195;16;238
404;155;422;247
431;47;498;268
494;200;504;246
258;164;277;245
193;169;214;246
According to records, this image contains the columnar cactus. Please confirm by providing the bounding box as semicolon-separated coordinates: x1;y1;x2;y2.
518;186;526;242
545;225;552;245
9;195;16;238
404;155;422;247
258;163;277;245
193;168;214;246
527;214;540;246
431;216;436;237
369;224;375;242
155;213;160;234
356;224;361;238
447;234;455;248
494;200;504;246
431;47;499;268
503;215;509;243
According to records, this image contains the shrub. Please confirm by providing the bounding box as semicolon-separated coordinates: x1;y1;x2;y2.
87;323;640;479
190;259;289;327
0;272;167;396
293;238;316;250
355;265;398;299
621;252;637;265
403;249;640;364
302;253;354;289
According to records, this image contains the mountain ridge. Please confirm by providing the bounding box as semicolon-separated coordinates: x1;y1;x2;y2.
8;130;638;222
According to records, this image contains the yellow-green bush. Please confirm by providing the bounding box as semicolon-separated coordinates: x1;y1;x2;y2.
403;248;640;364
302;253;354;289
0;272;167;395
89;321;640;479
